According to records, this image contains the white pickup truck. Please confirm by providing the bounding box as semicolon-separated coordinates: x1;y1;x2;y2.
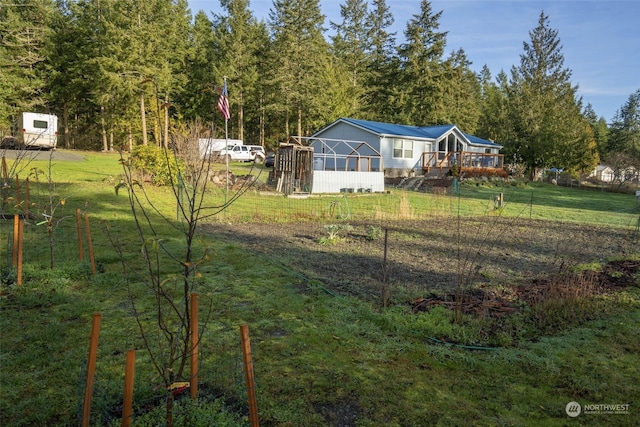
218;145;266;162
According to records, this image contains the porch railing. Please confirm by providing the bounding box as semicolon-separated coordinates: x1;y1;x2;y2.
421;151;504;175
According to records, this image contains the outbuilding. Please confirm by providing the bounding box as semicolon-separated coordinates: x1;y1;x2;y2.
271;138;385;195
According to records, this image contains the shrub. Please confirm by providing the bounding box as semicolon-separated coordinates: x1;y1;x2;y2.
131;145;185;186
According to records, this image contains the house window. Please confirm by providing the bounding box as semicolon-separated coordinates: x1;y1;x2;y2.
448;134;456;152
393;139;414;159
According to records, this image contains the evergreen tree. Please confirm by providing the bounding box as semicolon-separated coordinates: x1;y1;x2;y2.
567;118;599;176
47;1;74;148
363;0;398;122
608;89;640;161
439;48;481;132
179;11;217;125
0;0;56;130
396;0;447;125
89;0;190;149
583;103;609;160
246;21;271;146
212;0;262;141
269;0;329;136
477;67;513;144
330;0;370;116
506;12;589;179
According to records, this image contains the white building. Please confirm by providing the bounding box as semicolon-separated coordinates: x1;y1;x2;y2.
311;118;504;178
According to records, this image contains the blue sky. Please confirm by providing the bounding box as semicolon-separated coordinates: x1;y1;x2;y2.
188;0;639;123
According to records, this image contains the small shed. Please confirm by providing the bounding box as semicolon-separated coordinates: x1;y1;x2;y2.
271;137;385;195
273;143;314;194
589;164;614;183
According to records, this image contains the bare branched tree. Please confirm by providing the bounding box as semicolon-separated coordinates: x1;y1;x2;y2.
107;127;262;425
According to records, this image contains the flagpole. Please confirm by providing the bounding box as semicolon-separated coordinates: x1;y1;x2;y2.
224;76;229;205
217;76;230;205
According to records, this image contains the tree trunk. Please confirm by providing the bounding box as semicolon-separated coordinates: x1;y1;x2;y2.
259;94;265;146
164;93;169;149
63;102;69;149
238;91;244;141
166;391;174;427
140;92;148;145
100;105;108;152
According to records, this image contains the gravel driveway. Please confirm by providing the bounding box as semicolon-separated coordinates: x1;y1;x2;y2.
1;148;85;162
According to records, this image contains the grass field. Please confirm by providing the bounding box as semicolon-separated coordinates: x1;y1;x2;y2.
1;150;639;426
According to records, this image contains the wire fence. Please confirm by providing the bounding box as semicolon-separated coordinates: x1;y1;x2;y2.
2;182;639;275
75;333;251;425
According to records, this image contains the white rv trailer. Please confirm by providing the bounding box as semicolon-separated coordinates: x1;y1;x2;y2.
1;112;58;149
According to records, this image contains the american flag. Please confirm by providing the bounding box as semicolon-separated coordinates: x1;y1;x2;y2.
217;81;230;120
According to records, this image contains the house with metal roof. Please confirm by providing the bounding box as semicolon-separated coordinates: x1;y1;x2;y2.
310;118;505;178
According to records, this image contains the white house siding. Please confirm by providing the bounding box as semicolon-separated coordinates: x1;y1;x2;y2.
311;119;503;178
311;171;385;193
380;137;430;171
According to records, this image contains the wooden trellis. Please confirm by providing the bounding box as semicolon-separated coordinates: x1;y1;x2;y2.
273;143;314;195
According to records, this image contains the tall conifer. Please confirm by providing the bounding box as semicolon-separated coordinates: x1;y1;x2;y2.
506;12;590;178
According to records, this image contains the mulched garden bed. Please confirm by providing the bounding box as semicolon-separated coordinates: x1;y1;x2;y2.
411;259;639;317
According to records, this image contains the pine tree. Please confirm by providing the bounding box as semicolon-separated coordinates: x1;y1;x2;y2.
608;89;640;160
0;0;56;129
363;0;398;122
179;11;217;125
330;0;370;116
439;48;481;132
88;0;191;149
506;11;590;179
396;0;447;125
213;0;262;141
477;67;513;144
269;0;329;136
583;103;609;160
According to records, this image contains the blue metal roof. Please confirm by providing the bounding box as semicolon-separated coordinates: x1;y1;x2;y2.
339;118;500;147
462;132;502;147
340;118;450;139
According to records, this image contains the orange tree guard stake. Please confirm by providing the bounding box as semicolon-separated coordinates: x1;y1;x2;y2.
1;155;7;182
82;313;102;427
240;324;259;426
121;350;136;427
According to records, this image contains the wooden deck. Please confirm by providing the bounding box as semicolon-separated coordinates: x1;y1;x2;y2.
421;151;507;178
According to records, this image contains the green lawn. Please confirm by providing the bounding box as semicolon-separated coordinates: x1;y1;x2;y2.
1;150;638;426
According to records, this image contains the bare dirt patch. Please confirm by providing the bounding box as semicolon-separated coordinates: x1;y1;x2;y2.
207;218;639;303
